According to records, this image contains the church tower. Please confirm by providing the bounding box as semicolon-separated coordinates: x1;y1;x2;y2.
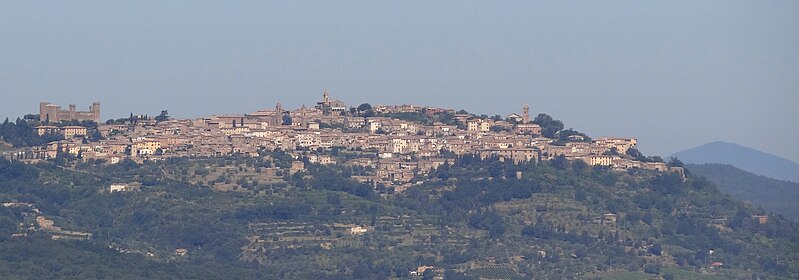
300;104;308;128
274;101;283;126
522;103;530;123
323;88;330;105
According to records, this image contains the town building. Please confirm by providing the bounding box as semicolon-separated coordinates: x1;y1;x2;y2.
109;184;131;193
477;148;539;163
18;97;675;184
315;89;347;115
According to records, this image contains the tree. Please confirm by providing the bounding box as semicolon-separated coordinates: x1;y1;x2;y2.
667;157;684;167
155;110;170;122
556;128;591;143
649;243;663;256
326;193;341;205
89;129;103;142
551;154;570;170
422;269;435;280
282;115;292;125
533;114;564;138
649;156;664;163
572;159;590;173
652;173;685;195
626;148;646;161
357;103;372;112
643;263;660;274
490;125;508;133
436;160;451;180
468;210;506;238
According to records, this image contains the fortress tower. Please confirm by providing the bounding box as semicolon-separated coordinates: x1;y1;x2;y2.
39;101;100;123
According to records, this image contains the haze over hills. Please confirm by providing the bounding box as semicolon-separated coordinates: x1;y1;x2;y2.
686;163;799;221
670;141;799;183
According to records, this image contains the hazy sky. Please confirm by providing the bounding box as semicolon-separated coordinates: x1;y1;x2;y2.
1;1;797;162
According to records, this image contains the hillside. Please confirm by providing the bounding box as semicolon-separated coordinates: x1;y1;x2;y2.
0;156;797;279
0;237;264;280
687;163;799;221
671;141;799;183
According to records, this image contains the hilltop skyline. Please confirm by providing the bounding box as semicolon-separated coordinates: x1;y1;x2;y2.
17;91;799;164
2;1;797;162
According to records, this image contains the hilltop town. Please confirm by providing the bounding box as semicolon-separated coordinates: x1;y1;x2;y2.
2;1;797;278
5;90;681;191
1;92;796;280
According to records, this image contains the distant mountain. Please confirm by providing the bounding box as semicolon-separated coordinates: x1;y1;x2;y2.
687;163;799;221
670;141;799;183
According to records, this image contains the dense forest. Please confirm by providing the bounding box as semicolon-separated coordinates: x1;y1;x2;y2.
0;154;797;279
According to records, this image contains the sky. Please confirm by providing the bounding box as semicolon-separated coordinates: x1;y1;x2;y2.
1;1;797;162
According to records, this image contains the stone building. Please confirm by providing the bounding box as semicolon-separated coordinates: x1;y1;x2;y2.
315;89;347;115
39;102;100;123
477;147;539;163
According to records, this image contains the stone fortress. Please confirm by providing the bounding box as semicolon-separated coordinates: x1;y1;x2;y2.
39;102;100;123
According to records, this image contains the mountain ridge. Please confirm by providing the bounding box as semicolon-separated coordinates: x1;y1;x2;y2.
670;141;799;183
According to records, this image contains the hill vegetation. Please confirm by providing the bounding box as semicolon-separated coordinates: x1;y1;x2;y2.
0;154;797;279
686;163;799;221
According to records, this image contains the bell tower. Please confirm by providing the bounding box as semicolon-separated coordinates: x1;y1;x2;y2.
522;103;530;123
274;101;283;126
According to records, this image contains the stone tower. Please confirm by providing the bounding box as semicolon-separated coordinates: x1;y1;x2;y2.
300;104;308;128
68;104;77;120
90;102;101;123
522;103;530;123
39;102;59;123
274;101;283;126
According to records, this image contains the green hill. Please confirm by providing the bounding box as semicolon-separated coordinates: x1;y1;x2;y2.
0;156;797;279
687;163;799;221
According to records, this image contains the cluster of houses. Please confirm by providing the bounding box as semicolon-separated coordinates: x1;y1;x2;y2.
10;91;678;188
2;201;92;240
